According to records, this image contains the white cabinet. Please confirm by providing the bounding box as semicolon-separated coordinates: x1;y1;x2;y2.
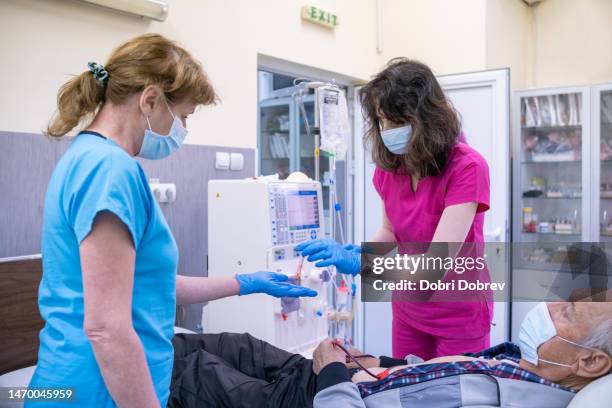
512;87;590;246
593;84;612;243
510;83;612;340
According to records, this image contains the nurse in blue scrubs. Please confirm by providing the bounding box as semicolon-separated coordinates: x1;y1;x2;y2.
26;34;315;408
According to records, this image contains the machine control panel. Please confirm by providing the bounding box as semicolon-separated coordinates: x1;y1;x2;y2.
269;183;321;246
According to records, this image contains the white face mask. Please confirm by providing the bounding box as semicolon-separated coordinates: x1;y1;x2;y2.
380;124;412;155
519;302;593;367
138;100;187;160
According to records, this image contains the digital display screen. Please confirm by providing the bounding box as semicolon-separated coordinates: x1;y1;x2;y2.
286;190;319;230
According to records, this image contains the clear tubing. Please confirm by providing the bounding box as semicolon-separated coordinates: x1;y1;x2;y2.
331;155;346;245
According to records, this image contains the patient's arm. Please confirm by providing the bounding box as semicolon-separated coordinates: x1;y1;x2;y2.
351;367;390;383
350;355;487;383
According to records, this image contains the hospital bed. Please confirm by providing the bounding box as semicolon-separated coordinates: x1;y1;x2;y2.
1;254;609;408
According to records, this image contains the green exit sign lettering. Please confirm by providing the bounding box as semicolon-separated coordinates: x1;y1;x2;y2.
301;5;339;29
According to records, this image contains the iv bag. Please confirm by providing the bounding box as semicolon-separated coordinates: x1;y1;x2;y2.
318;86;350;160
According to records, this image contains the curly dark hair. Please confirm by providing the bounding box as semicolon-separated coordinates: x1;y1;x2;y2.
360;58;461;177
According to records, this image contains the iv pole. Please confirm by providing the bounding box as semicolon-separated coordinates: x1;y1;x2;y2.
293;80;345;241
294;80;334;182
293;81;354;343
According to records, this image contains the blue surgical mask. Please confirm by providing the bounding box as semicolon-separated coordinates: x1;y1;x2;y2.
139;102;187;160
380;125;412;155
519;302;592;367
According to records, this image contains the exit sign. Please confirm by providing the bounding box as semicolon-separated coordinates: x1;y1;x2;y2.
301;5;339;29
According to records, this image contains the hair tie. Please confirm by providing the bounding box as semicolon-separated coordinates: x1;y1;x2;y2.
87;61;109;86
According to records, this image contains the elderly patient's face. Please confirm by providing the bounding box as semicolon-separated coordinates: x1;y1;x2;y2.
520;302;612;387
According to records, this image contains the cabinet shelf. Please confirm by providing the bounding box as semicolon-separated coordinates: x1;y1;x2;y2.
521;231;581;237
520;160;581;165
523;196;581;200
262;130;290;134
521;125;582;132
514;262;580;273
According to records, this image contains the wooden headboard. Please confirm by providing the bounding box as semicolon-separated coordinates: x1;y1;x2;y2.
0;255;44;375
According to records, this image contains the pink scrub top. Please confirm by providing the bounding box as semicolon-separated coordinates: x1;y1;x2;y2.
372;141;493;338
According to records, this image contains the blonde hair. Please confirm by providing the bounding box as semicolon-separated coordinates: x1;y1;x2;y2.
46;33;217;138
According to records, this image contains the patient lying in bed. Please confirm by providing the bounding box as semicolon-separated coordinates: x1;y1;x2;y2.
347;302;611;391
168;302;611;408
317;302;610;408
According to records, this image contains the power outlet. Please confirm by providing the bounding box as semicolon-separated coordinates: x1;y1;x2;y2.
149;180;177;203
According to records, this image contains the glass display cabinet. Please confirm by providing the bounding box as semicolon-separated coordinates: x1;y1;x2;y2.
512;87;591;296
595;86;612;242
258;97;294;179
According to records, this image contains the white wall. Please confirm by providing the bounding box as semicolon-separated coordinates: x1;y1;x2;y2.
1;0;610;148
485;0;532;90
0;0;379;148
379;0;487;76
531;0;612;88
379;0;612;90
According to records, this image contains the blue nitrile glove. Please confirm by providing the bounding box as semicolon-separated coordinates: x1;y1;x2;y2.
295;239;361;276
235;271;318;298
342;244;362;254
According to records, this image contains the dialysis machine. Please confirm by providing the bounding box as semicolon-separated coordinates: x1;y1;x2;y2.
204;178;331;355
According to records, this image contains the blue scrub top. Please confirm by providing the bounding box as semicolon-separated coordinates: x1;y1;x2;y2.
26;132;178;407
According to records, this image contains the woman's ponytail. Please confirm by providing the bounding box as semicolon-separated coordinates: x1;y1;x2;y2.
45;34;217;138
45;70;105;138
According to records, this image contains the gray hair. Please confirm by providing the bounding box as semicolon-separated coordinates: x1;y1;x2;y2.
581;318;612;356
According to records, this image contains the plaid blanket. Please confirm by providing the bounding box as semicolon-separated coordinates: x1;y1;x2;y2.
357;342;575;398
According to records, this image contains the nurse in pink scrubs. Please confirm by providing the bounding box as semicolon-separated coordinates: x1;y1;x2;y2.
297;58;492;360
